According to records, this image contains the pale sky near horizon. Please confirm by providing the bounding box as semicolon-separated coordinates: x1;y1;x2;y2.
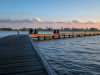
0;0;100;29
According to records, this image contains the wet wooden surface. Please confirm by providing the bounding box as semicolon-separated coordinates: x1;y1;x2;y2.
0;35;48;75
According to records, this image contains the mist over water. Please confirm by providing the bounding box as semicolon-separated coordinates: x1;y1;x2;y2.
35;36;100;75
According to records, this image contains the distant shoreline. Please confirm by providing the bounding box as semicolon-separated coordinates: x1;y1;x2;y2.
0;27;100;31
0;30;100;32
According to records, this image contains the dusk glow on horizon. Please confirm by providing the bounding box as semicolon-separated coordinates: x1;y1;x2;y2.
0;0;100;29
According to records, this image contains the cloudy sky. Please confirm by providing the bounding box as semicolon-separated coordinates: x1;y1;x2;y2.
0;0;100;29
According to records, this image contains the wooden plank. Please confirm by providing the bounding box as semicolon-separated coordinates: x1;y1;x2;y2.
0;35;48;75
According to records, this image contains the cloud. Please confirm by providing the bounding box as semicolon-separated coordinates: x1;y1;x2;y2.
0;18;98;25
33;18;42;22
56;21;66;24
84;21;95;24
0;18;42;23
43;21;55;24
58;20;97;25
56;20;83;24
72;20;82;24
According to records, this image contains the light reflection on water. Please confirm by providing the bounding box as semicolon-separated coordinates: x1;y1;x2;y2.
35;36;100;75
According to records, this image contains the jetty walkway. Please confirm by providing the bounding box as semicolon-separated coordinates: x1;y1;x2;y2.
0;35;56;75
29;32;100;40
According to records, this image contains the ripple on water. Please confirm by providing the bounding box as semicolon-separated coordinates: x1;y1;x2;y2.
35;36;100;75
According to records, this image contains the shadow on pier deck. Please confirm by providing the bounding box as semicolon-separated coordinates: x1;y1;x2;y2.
0;35;56;75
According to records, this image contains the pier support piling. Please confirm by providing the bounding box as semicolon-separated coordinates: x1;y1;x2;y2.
44;36;46;40
58;35;60;39
38;36;40;40
52;36;54;39
63;35;65;38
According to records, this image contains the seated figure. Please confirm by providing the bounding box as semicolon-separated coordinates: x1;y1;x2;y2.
34;28;38;34
29;29;33;34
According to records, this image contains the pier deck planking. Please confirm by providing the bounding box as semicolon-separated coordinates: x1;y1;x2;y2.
0;35;48;75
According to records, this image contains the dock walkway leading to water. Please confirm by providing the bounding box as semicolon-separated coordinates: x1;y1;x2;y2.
0;35;56;75
29;32;100;40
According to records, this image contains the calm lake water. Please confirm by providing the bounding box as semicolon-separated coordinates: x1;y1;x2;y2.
35;36;100;75
0;31;53;38
0;31;100;75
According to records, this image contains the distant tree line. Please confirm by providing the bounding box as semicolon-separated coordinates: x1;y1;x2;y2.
63;28;99;31
0;28;12;31
20;27;53;31
0;27;100;31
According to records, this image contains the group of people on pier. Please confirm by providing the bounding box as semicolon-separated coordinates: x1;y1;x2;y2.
29;29;60;34
29;28;38;34
53;29;60;34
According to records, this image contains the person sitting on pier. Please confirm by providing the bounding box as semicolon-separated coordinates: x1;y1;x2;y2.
57;29;60;34
29;28;33;34
34;28;38;34
53;29;56;34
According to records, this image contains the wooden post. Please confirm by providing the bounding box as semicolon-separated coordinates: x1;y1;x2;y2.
44;36;46;40
58;35;60;39
84;34;86;36
18;29;20;35
38;36;40;40
69;35;70;38
52;36;54;39
63;35;65;38
72;31;74;37
72;34;74;37
79;34;80;37
94;31;95;35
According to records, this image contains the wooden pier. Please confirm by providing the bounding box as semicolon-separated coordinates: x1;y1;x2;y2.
0;32;100;75
0;35;56;75
29;32;100;40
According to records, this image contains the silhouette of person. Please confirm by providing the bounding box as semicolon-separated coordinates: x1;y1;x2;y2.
53;29;56;34
57;29;60;34
34;28;38;34
29;29;33;34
